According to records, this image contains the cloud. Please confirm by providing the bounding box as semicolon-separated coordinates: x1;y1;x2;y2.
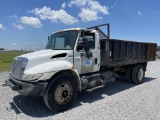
13;23;24;30
111;2;117;8
29;1;108;24
30;6;78;25
68;0;109;21
68;0;89;7
20;16;42;28
138;11;143;16
68;0;109;14
61;2;66;9
8;14;18;19
88;1;109;14
78;8;101;21
12;43;17;46
120;6;128;12
0;24;6;30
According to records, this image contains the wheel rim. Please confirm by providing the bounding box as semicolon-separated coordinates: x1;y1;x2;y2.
138;68;144;81
54;82;72;104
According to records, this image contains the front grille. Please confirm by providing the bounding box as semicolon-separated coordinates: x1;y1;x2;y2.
11;59;23;79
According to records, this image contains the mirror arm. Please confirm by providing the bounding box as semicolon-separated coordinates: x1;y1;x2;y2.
48;36;50;40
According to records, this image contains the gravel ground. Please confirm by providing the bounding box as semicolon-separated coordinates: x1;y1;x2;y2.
1;60;160;120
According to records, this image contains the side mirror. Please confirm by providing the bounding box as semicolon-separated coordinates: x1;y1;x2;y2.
77;37;89;52
83;38;89;52
77;40;83;51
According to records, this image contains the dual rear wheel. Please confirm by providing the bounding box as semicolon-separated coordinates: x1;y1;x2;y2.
125;64;145;84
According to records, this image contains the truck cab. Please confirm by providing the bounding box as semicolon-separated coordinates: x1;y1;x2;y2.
5;27;104;112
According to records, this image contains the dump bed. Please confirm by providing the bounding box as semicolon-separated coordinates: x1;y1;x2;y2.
100;39;157;67
87;23;157;67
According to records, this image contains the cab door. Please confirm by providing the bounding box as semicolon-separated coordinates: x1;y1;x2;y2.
74;30;100;74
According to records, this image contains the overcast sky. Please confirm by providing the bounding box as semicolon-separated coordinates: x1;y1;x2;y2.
0;0;160;50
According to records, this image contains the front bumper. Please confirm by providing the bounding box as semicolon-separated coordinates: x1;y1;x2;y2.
5;74;48;96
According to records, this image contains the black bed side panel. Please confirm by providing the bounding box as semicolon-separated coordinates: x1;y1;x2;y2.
100;39;156;67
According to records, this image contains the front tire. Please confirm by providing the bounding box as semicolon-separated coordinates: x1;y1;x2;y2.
131;64;145;84
43;75;78;112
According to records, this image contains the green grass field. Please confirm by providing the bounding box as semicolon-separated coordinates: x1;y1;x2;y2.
0;52;27;72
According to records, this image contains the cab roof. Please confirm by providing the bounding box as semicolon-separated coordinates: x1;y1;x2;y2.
52;28;96;34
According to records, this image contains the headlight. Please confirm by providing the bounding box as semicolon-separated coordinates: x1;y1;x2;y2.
22;73;44;81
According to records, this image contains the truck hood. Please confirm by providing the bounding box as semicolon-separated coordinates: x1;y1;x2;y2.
19;49;72;66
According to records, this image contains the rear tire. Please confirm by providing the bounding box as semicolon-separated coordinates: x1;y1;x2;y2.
43;74;78;112
124;66;133;82
131;64;145;84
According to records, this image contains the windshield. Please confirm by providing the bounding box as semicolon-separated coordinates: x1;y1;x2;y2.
45;30;79;50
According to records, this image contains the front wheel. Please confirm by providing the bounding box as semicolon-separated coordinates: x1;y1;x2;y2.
43;75;78;112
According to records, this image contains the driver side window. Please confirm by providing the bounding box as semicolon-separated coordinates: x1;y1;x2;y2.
77;32;95;51
84;33;95;49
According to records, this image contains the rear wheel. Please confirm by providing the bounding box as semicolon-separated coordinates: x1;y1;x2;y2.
131;64;145;84
124;66;133;82
43;75;78;112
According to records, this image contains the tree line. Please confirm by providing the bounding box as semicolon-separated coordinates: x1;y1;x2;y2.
0;48;4;50
157;46;160;51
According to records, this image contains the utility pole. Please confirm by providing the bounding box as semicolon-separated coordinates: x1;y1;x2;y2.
41;41;42;50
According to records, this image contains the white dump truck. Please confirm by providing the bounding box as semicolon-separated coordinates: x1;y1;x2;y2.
5;24;157;112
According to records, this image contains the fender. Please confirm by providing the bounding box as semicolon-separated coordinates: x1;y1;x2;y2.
70;68;81;91
24;60;82;91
